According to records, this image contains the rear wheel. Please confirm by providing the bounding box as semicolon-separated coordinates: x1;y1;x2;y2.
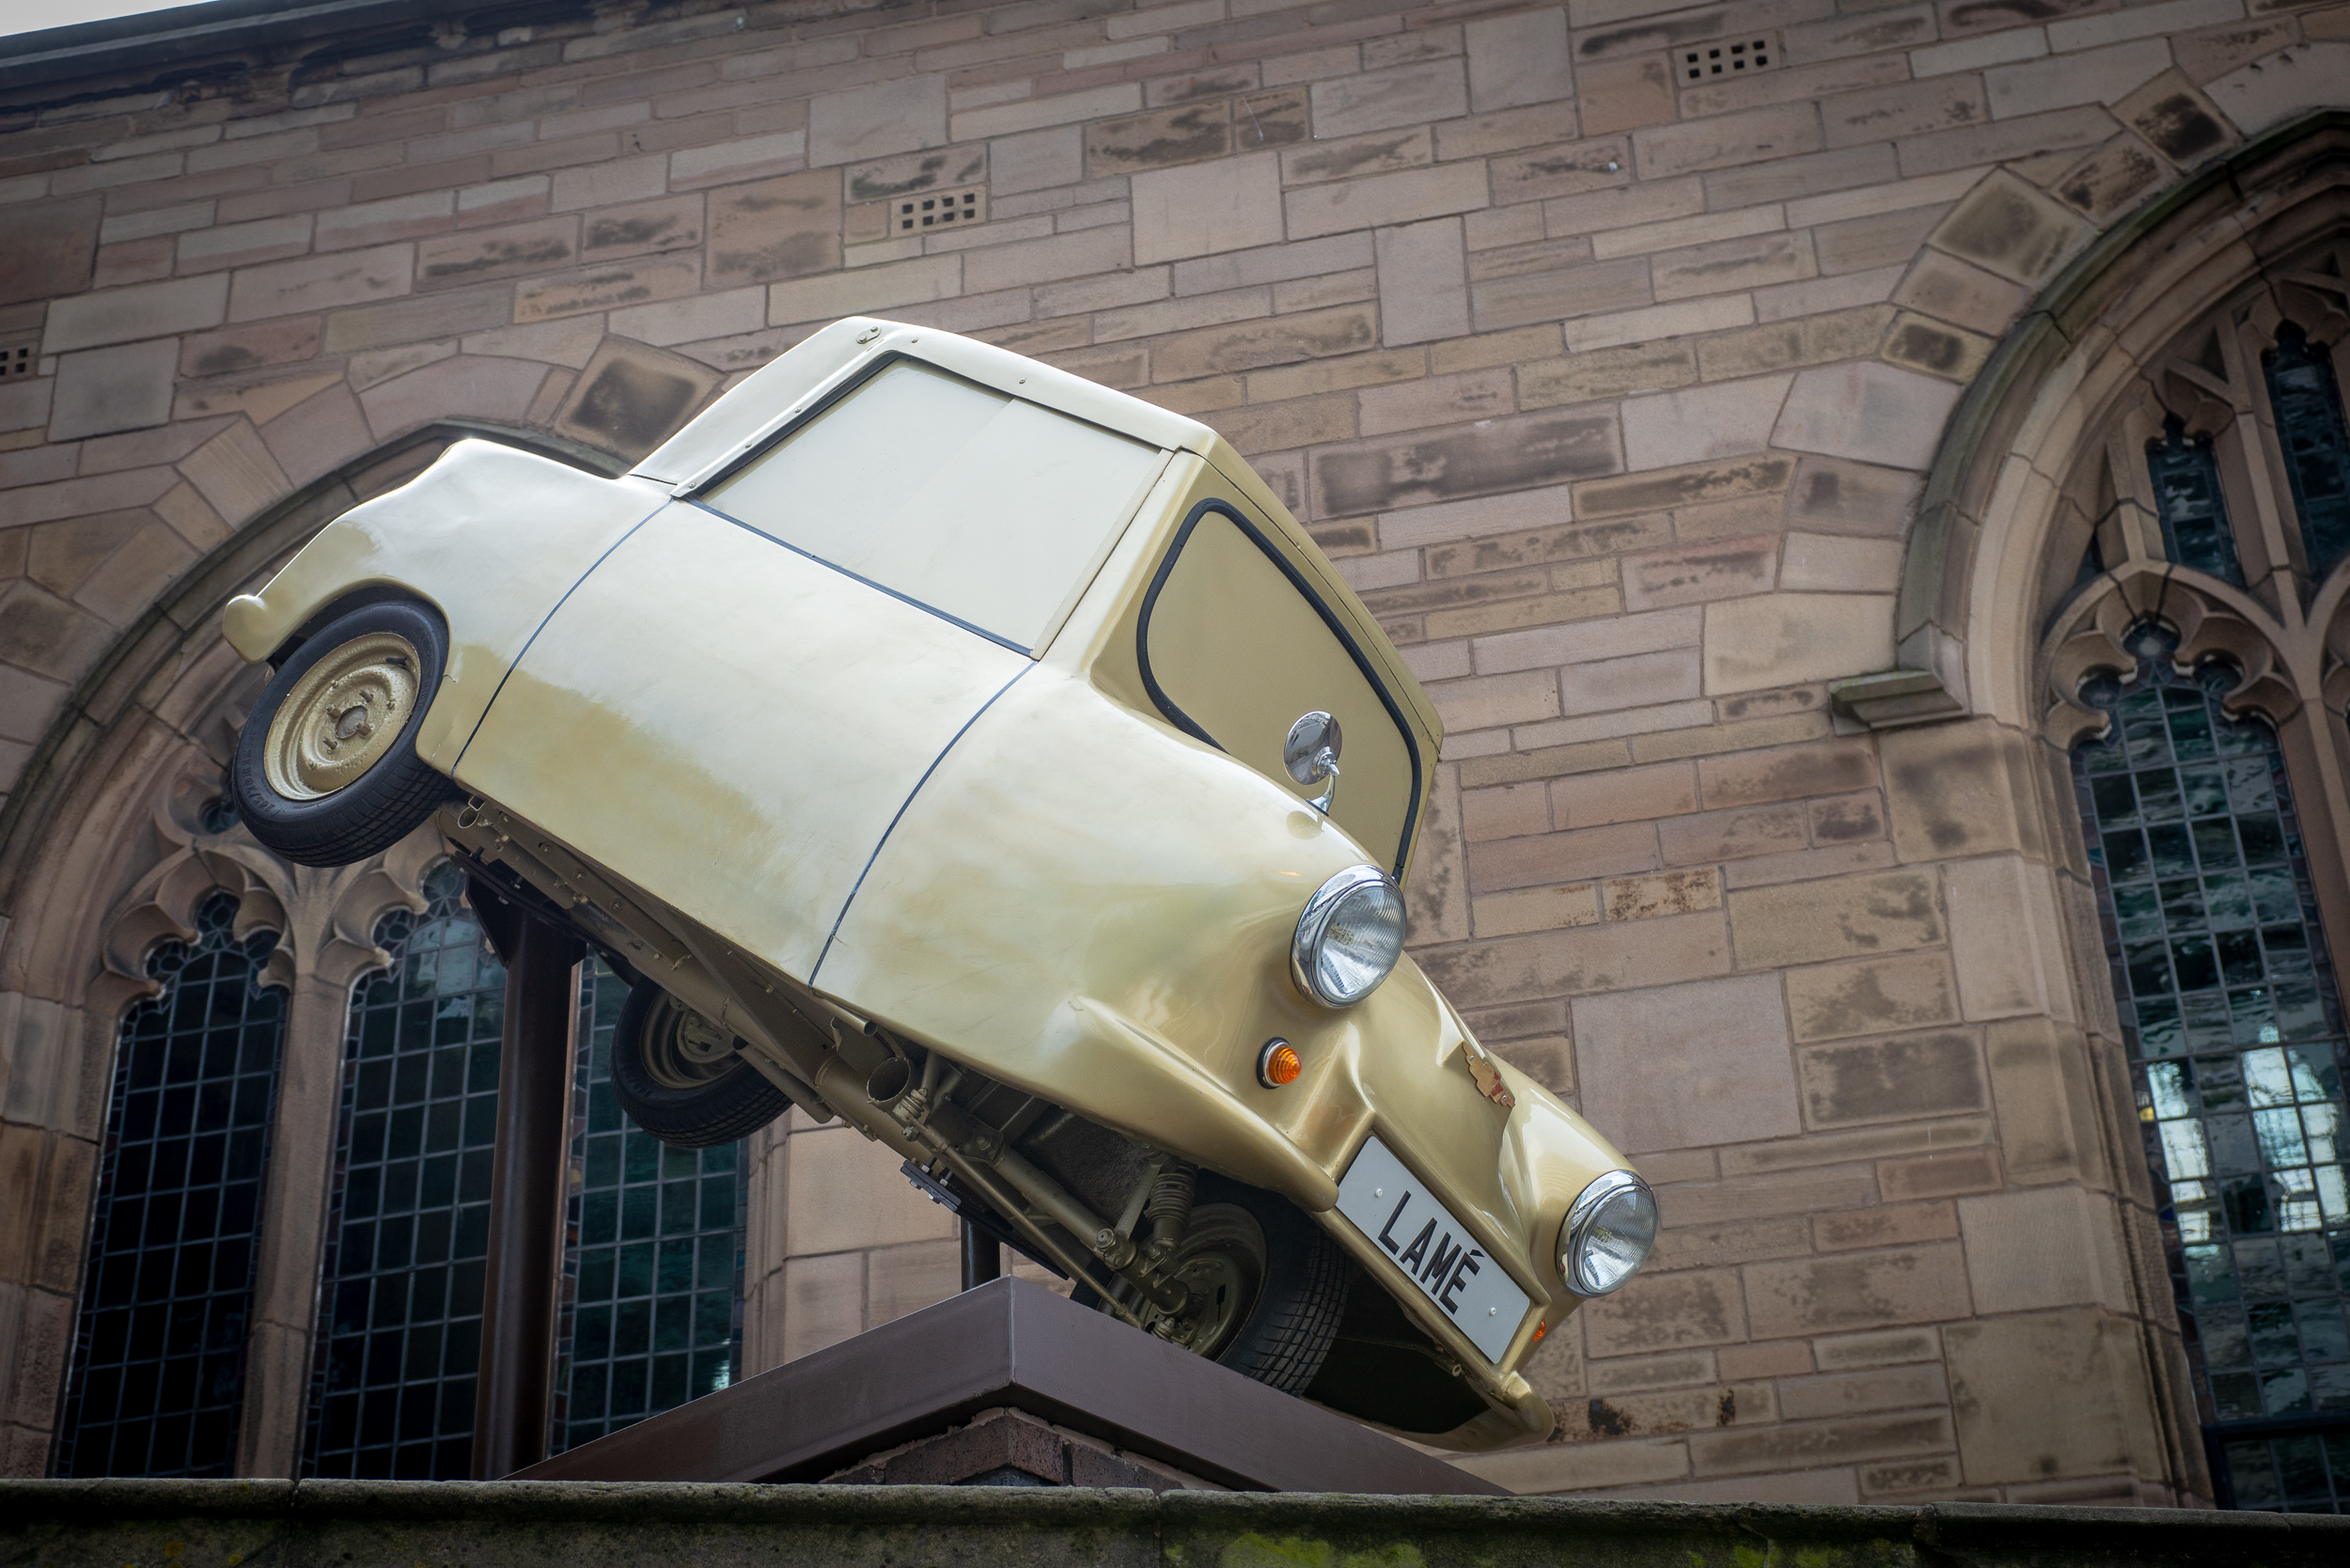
1078;1173;1349;1393
231;600;458;867
608;977;790;1149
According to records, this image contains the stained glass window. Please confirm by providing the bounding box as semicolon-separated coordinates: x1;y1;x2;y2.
2074;651;2350;1508
303;862;507;1479
2148;421;2245;585
550;960;744;1452
2264;328;2350;579
53;894;284;1477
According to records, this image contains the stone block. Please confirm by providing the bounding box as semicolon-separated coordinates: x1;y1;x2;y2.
1471;256;1652;333
1580;1267;1749;1357
1813;1200;1959;1254
1728;868;1944;971
321;282;511;354
1876;1145;2001;1201
1703;144;1900;211
1567;1380;1775;1444
1415;909;1731;1005
1655;802;1809;866
358;353;548;440
866;1239;960;1329
551;337;720;461
0;195;102;308
2051;133;2169;225
1982;1015;2104;1187
963;226;1129;293
1699;736;1878;810
706;170;840;288
2115;68;2236;166
1621;536;1777;612
1466;8;1570;113
1687;1409;1954;1481
415;215;578;289
1771;361;1961;470
1651;232;1815;301
1984;37;2170;119
1131;153;1282;265
1634;102;1824;180
1783;454;1922;539
1797;1029;1986;1130
1472;881;1602;938
581;194;705;262
1958;1185;2127;1316
1812;1325;1940;1371
1490;137;1636;207
1777;1363;1949;1421
1374;217;1469;347
1879;718;2038;864
44;272;227;353
1926;168;2094;288
1702;592;1897;698
1310;60;1468;141
1559;647;1703;713
1285;164;1491;242
1743;1244;1970;1340
1569;294;1754;353
807;74;948;167
786;1125;958;1257
988;127;1083;196
846;148;987;205
1574;972;1799;1153
1575;53;1675;137
954;84;1143;143
1603;868;1721;922
548;153;669;213
176;212;315;273
1086;102;1230;179
1942;1309;2139;1485
1312;407;1618;517
227;243;415;325
1622;375;1792;472
47;339;176;442
670;132;811;193
780;1248;865;1363
1944;855;2070;1023
1517;341;1696;408
1152;303;1373;381
1551;760;1699;827
178;418;290;523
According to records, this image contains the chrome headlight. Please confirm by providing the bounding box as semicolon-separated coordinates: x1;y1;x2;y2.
1559;1170;1656;1295
1291;865;1406;1007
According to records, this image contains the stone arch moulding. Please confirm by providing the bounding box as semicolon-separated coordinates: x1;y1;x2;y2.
1837;109;2350;734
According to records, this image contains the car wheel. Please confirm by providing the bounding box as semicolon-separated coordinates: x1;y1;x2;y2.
608;978;790;1149
1078;1173;1350;1394
230;600;460;868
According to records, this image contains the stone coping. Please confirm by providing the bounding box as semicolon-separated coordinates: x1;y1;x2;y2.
6;1479;2348;1566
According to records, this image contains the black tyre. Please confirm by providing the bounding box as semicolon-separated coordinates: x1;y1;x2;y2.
608;978;790;1149
1078;1173;1350;1394
231;600;459;868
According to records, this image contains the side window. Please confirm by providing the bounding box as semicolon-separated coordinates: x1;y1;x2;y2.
702;358;1167;652
1139;504;1419;878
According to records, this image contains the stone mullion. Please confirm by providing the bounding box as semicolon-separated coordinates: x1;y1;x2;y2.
2220;313;2311;612
233;964;348;1478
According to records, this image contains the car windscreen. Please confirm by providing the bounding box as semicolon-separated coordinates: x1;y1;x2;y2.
701;358;1167;652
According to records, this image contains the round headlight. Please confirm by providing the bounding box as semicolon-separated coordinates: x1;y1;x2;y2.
1291;865;1406;1007
1559;1170;1656;1296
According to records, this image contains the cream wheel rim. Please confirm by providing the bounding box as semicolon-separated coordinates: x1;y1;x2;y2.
263;631;421;802
641;995;738;1090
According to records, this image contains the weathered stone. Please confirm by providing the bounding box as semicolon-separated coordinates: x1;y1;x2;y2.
1575;973;1800;1153
1574;456;1791;521
551;337;720;461
1926;168;2095;288
809;75;948;167
515;256;700;323
1944;1309;2142;1485
0;196;101;307
2115;69;2236;165
1374;217;1469;348
1581;1267;1749;1356
1771;361;1961;470
1131;153;1283;266
416;215;578;288
1728;869;1944;970
1744;1245;1971;1340
845;146;987;204
1085;102;1230;179
581;194;705;261
1797;1030;1987;1129
48;339;177;441
1417;910;1731;1004
707;170;841;288
1313;408;1620;518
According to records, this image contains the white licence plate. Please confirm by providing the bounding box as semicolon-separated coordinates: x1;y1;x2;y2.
1335;1136;1530;1364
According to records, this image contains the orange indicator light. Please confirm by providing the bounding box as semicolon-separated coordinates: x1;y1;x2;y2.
1533;1320;1548;1342
1258;1039;1302;1088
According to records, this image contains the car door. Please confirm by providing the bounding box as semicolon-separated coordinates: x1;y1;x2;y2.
454;355;1168;980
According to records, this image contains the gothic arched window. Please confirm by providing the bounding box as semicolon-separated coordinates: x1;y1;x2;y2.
53;894;285;1477
303;862;507;1480
2052;280;2350;1511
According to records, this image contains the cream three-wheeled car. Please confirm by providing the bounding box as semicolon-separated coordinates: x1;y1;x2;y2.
223;317;1656;1450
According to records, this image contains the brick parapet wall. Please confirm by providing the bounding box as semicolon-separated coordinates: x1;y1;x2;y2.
2;0;2345;1500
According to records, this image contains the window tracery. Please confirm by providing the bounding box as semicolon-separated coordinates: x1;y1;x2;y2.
2044;237;2350;1509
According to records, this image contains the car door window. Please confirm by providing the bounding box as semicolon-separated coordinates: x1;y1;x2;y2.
1139;502;1420;877
702;359;1167;652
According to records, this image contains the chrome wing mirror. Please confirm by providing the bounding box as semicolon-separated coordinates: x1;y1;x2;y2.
1284;711;1343;815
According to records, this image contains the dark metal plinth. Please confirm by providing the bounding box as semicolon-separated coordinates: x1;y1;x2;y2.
514;1276;1502;1495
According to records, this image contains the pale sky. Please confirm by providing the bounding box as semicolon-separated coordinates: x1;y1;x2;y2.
1;2;212;42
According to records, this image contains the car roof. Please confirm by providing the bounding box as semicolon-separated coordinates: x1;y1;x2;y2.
632;318;1443;749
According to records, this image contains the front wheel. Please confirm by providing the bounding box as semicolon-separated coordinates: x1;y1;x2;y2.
608;978;790;1149
1078;1173;1350;1394
230;599;458;867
